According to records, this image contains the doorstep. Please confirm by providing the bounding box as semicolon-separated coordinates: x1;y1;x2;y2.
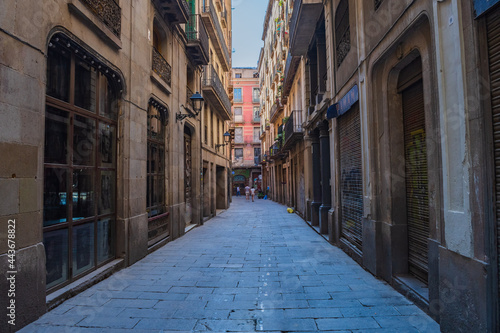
46;259;124;311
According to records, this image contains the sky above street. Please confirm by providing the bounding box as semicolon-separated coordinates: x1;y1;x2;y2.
231;0;269;68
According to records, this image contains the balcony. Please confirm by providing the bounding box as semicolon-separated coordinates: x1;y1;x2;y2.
283;110;304;151
152;0;189;25
269;141;286;160
79;0;121;37
202;65;232;120
152;47;172;87
259;127;266;140
283;52;300;97
201;0;231;71
260;153;267;165
186;14;209;66
220;7;228;28
270;101;283;123
289;0;323;56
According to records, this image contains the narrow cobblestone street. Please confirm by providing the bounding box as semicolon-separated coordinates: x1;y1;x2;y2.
21;198;440;332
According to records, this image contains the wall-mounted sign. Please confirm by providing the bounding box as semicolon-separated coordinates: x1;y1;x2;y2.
474;0;500;17
327;85;359;119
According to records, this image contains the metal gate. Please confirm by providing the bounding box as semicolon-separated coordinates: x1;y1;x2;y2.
184;132;192;226
403;80;429;284
339;106;363;252
486;5;500;301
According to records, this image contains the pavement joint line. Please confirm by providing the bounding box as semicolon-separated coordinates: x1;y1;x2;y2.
19;197;440;332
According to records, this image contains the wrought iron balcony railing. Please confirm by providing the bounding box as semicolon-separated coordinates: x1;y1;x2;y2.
80;0;121;37
284;110;303;146
202;0;231;70
202;65;232;119
186;14;209;66
152;47;172;87
152;0;190;25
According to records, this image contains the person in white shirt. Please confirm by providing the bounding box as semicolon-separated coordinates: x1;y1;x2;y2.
250;187;256;202
245;185;250;201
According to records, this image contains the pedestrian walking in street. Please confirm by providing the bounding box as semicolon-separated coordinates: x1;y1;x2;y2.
251;186;256;202
236;186;240;197
245;185;250;201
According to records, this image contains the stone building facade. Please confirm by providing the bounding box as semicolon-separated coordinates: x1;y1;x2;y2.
259;0;500;331
0;0;231;330
231;67;262;194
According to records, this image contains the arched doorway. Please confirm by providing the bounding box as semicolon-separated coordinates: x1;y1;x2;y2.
233;175;246;196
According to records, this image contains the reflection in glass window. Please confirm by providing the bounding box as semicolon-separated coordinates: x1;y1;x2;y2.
44;229;68;289
97;218;115;263
43;33;120;291
43;168;68;227
73;115;96;166
72;223;94;277
234;88;242;103
75;61;97;112
45;107;69;165
72;169;95;220
46;48;70;102
235;127;243;143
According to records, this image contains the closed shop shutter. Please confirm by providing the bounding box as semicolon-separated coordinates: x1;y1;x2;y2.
402;80;429;284
486;5;500;297
339;106;363;252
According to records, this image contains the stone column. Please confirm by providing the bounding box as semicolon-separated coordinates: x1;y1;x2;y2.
319;125;331;234
311;134;322;226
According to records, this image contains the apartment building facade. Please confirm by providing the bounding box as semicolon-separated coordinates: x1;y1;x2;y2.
0;0;231;330
231;68;262;192
259;0;500;331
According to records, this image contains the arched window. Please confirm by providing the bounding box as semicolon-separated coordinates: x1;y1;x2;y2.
43;32;122;291
335;0;350;68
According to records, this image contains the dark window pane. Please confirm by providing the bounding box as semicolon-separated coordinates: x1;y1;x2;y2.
97;218;115;263
99;123;116;167
73;115;96;166
72;169;95;220
46;47;70;102
72;223;94;277
44;229;69;289
99;75;119;120
147;105;165;140
43;168;68;226
99;170;116;215
74;61;97;112
45;107;69;164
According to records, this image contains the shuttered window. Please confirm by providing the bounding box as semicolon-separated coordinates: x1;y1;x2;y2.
486;5;500;299
402;80;429;284
339;107;363;252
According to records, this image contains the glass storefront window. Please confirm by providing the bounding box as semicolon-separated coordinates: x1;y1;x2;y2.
73;115;96;166
44;229;69;289
45;107;69;165
43;168;68;227
72;223;95;277
43;33;120;291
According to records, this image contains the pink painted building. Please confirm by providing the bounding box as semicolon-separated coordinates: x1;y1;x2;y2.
231;68;262;193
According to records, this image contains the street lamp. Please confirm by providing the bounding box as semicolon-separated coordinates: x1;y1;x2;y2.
176;91;205;122
215;131;231;151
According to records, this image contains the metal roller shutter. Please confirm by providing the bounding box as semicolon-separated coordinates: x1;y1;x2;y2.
486;5;500;300
403;81;429;284
339;106;363;252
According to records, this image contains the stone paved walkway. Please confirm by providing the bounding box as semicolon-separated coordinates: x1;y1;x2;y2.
20;197;440;332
